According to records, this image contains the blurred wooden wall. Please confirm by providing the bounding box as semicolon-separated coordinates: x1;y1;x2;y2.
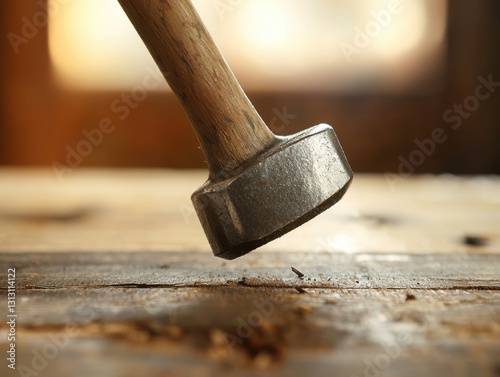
1;0;499;174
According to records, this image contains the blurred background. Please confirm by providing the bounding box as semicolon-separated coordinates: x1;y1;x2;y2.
1;0;499;174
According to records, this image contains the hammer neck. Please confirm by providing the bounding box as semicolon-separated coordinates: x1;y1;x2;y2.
118;0;277;173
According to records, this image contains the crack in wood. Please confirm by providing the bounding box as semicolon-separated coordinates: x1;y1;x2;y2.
4;284;499;291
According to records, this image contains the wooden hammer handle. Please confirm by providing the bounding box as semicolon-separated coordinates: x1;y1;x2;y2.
118;0;276;175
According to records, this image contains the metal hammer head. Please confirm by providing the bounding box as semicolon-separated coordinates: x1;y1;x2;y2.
192;124;353;259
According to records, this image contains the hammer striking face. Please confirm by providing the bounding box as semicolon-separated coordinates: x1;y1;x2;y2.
118;0;353;259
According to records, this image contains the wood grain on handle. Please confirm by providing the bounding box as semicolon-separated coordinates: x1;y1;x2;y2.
117;0;277;176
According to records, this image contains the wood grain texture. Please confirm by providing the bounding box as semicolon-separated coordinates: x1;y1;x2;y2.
0;169;498;254
0;252;499;377
117;0;277;176
0;169;499;377
2;251;499;291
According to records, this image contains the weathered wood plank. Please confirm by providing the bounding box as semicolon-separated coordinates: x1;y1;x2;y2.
1;285;499;377
1;252;499;290
0;169;499;255
1;251;499;377
0;170;499;377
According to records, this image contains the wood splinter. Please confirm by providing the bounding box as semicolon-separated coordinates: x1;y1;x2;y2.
291;267;305;278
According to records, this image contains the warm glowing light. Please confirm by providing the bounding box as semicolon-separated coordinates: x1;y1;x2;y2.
372;1;428;60
49;0;447;92
49;0;168;90
241;2;294;51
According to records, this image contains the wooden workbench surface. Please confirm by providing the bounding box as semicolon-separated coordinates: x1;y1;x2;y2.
0;169;499;377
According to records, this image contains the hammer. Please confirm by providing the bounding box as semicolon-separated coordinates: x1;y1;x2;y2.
118;0;353;259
